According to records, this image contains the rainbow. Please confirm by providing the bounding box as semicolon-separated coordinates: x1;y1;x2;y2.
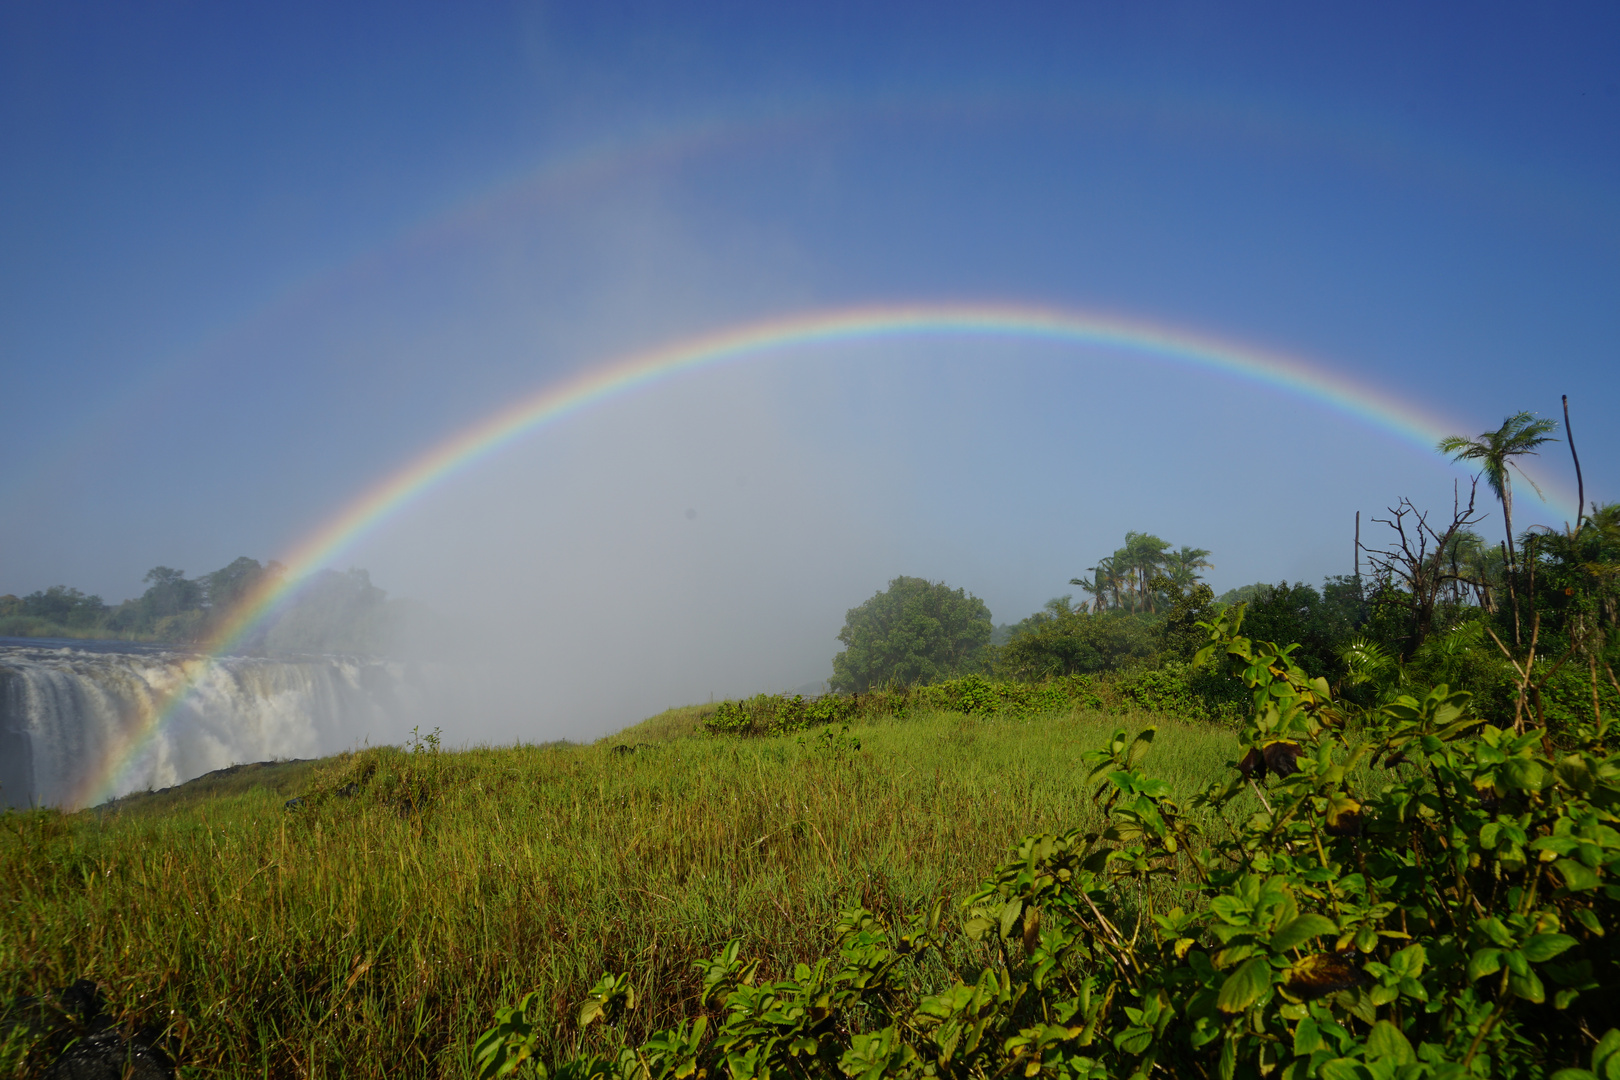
73;301;1578;807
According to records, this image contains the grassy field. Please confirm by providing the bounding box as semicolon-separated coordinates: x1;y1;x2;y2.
0;705;1244;1078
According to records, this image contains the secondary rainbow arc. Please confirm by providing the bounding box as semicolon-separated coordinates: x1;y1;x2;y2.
73;302;1577;808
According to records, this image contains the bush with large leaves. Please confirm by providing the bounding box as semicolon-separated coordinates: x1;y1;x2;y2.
478;605;1619;1080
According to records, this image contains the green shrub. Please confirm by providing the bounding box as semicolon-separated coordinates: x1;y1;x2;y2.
699;676;1104;736
484;607;1620;1080
1115;660;1248;724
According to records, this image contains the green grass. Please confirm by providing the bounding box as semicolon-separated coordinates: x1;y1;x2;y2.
0;706;1241;1079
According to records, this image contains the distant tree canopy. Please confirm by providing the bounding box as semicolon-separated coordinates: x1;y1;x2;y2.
0;585;109;628
1070;531;1212;614
0;557;419;656
829;576;992;693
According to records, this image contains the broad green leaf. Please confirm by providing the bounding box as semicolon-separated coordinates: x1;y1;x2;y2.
1293;1017;1323;1056
1000;899;1024;942
1390;943;1426;977
1557;860;1601;891
1467;949;1502;982
1522;933;1578;962
1114;1027;1154;1055
1320;1059;1373;1080
1217;957;1272;1014
1272;914;1338;953
1509;969;1546;1003
1556;755;1595;792
1502;757;1546;791
1366;1020;1414;1065
1592;1027;1620;1080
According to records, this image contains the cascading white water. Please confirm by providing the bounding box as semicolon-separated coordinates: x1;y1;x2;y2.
0;639;422;810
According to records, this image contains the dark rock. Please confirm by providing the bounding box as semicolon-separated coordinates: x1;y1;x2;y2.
8;980;176;1080
44;1028;173;1080
283;796;304;810
58;981;103;1026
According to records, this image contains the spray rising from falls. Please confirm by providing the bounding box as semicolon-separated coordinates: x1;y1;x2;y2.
0;641;424;810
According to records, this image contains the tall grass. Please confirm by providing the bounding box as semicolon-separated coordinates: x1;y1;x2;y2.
0;707;1240;1078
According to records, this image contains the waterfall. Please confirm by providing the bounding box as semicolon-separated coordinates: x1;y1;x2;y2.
0;639;422;810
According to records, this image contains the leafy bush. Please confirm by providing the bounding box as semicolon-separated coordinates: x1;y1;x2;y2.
1115;660;1246;723
701;693;858;736
994;610;1155;679
485;606;1620;1079
700;676;1104;736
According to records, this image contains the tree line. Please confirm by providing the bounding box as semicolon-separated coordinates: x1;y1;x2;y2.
0;558;417;656
829;405;1618;732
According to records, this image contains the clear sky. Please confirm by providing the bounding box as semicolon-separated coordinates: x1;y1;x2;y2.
4;3;1617;736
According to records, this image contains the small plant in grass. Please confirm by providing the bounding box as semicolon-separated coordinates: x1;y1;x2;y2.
798;723;862;759
480;604;1619;1079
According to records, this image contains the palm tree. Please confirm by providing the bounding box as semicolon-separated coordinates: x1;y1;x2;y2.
1438;412;1557;574
1122;532;1172;612
1072;557;1118;613
1439;411;1558;643
1167;546;1214;589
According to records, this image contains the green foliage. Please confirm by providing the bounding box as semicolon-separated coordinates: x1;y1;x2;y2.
1;558;420;654
700;675;1105;736
1439;411;1560;563
1071;532;1212;615
1226;577;1368;682
995;610;1156;679
830;577;993;693
1158;581;1218;663
499;609;1620;1080
701;692;859;736
3;585;109;628
1114;660;1245;723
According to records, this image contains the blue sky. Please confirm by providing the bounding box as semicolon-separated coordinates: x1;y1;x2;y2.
4;3;1618;733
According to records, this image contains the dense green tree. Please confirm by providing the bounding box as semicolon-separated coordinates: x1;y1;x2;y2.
1156;580;1216;662
995;608;1155;678
1224;577;1369;681
137;567;203;619
16;585;107;627
829;577;991;692
200;557;284;614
